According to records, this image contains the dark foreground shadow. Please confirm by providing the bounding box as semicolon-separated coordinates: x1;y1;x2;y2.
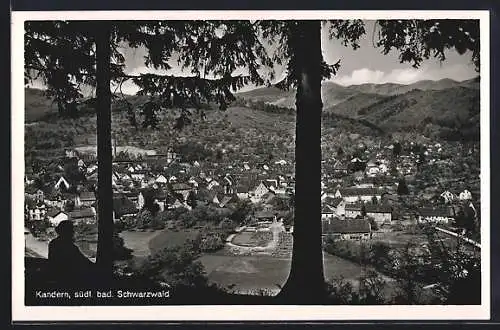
25;257;280;306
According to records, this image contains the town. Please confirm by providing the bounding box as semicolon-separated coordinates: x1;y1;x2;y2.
23;97;481;303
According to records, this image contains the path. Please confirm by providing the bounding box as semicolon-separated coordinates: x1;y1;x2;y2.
24;232;49;258
226;221;284;255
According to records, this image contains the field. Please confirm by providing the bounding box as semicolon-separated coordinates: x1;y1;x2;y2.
371;231;428;248
119;227;385;295
198;252;390;295
120;230;164;257
147;229;201;255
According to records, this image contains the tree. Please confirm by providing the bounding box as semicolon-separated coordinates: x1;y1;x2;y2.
393;142;402;157
25;19;479;302
230;199;253;224
368;216;379;231
397;177;410;195
94;21;114;281
337;146;344;158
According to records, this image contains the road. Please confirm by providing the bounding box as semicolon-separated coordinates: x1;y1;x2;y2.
24;232;49;258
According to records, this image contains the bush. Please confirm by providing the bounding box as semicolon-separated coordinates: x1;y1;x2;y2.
136;243;208;289
199;234;225;252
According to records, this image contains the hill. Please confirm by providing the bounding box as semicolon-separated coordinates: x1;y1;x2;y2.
25;88;58;122
24;75;480;141
351;86;480;141
235;77;479;110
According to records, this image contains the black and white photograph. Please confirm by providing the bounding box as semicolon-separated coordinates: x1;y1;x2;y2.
12;10;490;321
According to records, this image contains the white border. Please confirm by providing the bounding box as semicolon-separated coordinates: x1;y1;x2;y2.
12;10;491;321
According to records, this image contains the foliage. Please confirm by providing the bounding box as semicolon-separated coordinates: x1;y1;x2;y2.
136;209;154;229
376;20;479;71
326;270;386;305
393;141;402;157
229;199;254;224
199;233;225;253
367;216;379;231
29;219;50;238
397;177;409;195
136;243;208;289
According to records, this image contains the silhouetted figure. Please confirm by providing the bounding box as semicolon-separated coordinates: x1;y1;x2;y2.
48;220;95;287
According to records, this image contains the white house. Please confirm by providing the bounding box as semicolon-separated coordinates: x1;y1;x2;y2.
365;204;393;225
253;181;272;199
48;211;70;226
155;174;168;184
335;187;382;204
54;176;70;191
207;179;220;190
321;205;337;221
28;204;47;221
417;207;453;224
440;190;456;204
379;163;389;174
366;165;380;177
459;189;472;200
345;204;363;218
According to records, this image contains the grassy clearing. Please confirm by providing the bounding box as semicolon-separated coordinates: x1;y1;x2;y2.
120;230;163;257
148;229;200;255
198;253;377;294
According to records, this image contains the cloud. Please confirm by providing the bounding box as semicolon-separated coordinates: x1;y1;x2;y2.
331;64;478;86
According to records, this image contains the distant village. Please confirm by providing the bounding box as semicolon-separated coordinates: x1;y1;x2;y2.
24;136;480;244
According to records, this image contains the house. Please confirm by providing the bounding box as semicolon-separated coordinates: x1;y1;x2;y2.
75;191;96;207
345;203;363;218
255;210;277;222
335;187;383;203
332;160;348;175
207;179;220;190
252;181;272;199
323;196;345;216
155;174;168;184
366;164;380;177
34;189;45;202
274;159;287;166
459;189;472;200
236;185;250;199
65;149;78;158
27;203;47;221
171;182;193;203
69;207;97;224
365;204;393;225
131;170;147;181
378;163;389;174
440;190;456;204
48;210;70;227
322;218;371;240
54;176;71;191
222;175;235;194
321;204;337;221
417;207;454;224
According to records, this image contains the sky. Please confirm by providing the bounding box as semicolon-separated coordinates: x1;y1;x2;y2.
27;20;479;95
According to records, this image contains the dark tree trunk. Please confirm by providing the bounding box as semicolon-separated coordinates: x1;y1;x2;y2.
95;21;114;283
277;20;326;304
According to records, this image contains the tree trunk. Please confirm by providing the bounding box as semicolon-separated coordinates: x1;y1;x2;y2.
95;21;114;283
277;20;326;304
